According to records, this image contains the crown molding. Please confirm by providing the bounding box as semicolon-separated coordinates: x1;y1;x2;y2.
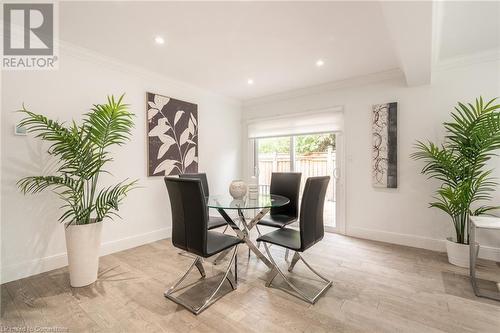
242;68;404;108
433;48;500;73
57;40;241;107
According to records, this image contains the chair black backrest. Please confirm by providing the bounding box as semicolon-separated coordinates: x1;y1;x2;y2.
269;172;302;217
299;176;330;251
164;177;208;257
179;173;210;197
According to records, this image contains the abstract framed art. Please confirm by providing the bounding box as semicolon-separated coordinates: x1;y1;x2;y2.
146;92;198;176
372;102;397;188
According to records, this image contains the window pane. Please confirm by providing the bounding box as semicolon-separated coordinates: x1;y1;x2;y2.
257;137;291;187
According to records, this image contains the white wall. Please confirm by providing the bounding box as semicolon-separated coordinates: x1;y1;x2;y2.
1;44;242;283
242;60;500;259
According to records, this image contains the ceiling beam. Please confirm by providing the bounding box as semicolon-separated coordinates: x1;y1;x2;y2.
381;1;433;86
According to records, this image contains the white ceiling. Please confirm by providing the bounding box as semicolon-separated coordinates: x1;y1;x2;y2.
438;1;500;61
59;1;500;101
60;1;399;100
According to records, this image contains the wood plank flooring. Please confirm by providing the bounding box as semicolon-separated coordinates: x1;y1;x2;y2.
2;232;500;332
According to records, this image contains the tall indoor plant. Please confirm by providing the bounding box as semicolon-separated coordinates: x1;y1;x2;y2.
17;95;137;286
412;97;500;267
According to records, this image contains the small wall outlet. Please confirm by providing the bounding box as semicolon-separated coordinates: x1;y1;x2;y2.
14;123;27;136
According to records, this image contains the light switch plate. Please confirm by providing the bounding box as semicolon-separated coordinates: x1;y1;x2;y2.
14;123;27;136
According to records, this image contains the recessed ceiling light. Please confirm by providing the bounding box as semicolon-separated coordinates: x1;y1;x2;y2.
247;78;254;85
154;36;165;45
316;59;325;67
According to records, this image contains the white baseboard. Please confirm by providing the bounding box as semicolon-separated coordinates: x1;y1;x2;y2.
0;227;171;284
3;225;498;284
346;226;500;262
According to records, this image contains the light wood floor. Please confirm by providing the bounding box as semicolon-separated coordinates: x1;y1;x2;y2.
2;232;500;332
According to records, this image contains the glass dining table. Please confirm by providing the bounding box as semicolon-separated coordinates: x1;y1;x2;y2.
207;194;290;269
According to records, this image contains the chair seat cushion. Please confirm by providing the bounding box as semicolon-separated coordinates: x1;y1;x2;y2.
208;216;227;230
257;228;301;251
205;231;243;257
257;214;297;228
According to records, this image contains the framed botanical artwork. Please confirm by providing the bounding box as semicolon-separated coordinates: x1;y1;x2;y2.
372;102;397;188
147;92;198;176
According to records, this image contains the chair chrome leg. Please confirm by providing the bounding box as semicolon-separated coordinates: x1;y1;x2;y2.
213;248;230;265
165;257;201;297
164;245;239;315
262;243;332;304
288;252;300;272
195;258;206;278
297;253;332;283
234;251;238;284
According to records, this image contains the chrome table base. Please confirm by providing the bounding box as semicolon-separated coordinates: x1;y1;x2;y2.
215;207;274;269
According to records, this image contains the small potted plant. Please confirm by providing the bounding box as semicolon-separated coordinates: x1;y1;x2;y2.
412;97;500;267
17;95;137;287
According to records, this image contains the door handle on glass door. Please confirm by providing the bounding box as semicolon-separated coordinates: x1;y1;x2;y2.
333;167;340;180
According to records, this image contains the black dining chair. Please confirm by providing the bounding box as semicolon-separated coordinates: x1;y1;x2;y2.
257;176;332;304
179;173;227;231
257;172;302;229
164;177;242;315
253;172;301;259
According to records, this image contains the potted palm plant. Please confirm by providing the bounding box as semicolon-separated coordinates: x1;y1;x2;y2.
412;97;500;267
17;95;137;287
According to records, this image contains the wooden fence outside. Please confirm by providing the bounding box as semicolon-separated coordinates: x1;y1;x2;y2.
257;150;336;201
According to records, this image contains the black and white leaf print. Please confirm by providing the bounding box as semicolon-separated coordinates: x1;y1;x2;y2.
184;146;196;169
174;110;185;126
153;159;177;175
179;128;189;146
157;136;176;159
147;92;198;176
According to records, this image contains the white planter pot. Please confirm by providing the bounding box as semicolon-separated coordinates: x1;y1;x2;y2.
445;237;474;268
64;221;103;287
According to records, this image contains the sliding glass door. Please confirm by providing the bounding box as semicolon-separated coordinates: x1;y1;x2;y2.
255;132;340;231
256;136;291;190
293;133;336;229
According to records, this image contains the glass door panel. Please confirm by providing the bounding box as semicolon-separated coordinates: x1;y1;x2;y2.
255;133;338;230
256;136;291;191
293;133;336;228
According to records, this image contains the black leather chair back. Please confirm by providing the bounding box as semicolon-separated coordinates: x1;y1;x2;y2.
164;177;208;257
179;173;210;197
299;176;330;251
270;172;302;217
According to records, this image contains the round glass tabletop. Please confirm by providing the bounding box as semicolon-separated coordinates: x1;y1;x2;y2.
207;194;290;210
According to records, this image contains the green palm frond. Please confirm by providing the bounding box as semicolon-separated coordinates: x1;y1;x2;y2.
95;180;138;221
17;175;83;195
85;95;134;149
412;97;500;244
17;95;138;225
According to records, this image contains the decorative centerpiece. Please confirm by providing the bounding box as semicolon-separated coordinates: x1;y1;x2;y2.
229;180;247;199
248;176;259;200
